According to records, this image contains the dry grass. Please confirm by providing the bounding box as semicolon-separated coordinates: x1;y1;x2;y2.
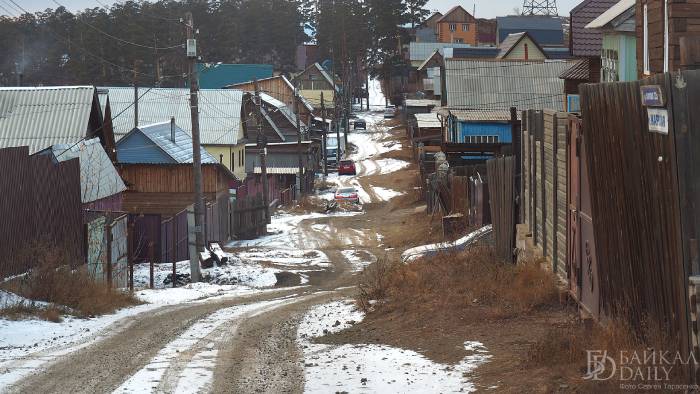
0;302;63;323
1;245;140;319
357;245;559;320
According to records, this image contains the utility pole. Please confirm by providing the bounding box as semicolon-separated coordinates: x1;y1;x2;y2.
133;60;140;129
254;79;270;223
185;11;203;282
321;91;328;176
294;83;304;196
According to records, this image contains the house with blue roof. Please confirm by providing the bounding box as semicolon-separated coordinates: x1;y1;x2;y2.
115;120;236;216
197;63;274;89
496;15;565;46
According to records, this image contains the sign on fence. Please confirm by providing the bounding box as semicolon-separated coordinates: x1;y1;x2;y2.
647;108;669;134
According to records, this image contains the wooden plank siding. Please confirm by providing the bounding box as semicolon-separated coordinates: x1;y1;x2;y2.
637;0;700;76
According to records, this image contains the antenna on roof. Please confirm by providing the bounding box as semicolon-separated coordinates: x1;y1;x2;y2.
522;0;558;16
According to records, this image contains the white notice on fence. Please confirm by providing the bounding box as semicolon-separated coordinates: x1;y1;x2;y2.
647;108;669;134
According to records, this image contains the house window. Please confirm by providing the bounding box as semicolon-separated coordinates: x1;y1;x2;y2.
664;0;669;72
602;49;620;82
462;24;469;32
454;38;464;44
644;4;650;75
449;23;456;32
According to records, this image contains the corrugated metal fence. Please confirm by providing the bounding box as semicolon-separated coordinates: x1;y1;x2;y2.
0;147;83;278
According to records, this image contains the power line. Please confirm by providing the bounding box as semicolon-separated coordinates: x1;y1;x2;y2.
50;0;182;50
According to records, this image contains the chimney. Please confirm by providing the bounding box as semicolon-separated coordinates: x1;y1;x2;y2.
170;117;176;143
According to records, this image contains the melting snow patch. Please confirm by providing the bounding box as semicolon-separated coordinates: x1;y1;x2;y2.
340;250;377;272
371;186;403;201
375;158;409;174
298;301;490;393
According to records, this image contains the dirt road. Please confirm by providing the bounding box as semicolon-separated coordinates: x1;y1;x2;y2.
4;110;412;394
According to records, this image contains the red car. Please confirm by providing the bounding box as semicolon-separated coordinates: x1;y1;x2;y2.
335;187;360;204
338;160;357;175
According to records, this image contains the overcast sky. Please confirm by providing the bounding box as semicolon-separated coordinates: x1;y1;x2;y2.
4;0;580;18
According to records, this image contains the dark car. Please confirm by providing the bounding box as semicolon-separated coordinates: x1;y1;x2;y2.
338;160;357;175
354;119;367;130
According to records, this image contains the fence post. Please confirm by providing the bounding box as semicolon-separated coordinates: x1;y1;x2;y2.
172;216;177;288
128;221;134;292
148;241;155;289
105;219;113;287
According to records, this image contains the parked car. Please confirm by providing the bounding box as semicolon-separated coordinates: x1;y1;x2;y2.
354;119;366;130
335;187;360;204
384;105;396;118
338;160;357;175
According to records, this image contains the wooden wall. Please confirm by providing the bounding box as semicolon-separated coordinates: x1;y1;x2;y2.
118;165;230;196
637;0;700;76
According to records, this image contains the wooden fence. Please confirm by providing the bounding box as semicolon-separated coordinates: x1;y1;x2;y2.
580;71;698;369
521;109;569;279
231;195;267;240
487;156;516;263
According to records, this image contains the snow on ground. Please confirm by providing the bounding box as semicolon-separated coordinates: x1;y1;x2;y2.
374;158;410;175
237;249;331;268
227;211;361;249
371;186;403;201
0;290;49;309
340;250;377;272
0;303;161;388
298;301;491;393
116;295;302;393
368;78;387;109
401;225;493;263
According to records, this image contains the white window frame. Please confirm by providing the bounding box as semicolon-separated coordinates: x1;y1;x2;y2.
644;4;650;75
449;23;456;32
462;24;469;32
664;0;669;72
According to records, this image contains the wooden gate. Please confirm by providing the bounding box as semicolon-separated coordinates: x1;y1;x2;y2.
567;115;599;319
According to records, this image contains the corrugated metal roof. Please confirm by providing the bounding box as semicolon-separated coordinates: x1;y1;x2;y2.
570;0;619;57
118;121;217;164
452;47;500;59
409;42;474;61
260;92;307;129
0;86;96;154
405;99;440;108
99;87;243;146
414;113;441;128
449;109;520;121
498;32;527;58
586;0;635;29
281;75;315;112
49;138;126;203
445;59;570;110
313;63;340;92
497;16;564;45
497;15;563;31
558;58;592;80
197;63;273;89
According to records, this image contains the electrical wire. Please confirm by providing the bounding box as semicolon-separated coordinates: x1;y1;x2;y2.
51;0;182;50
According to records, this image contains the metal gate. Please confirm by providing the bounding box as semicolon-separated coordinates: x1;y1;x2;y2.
567;115;599;319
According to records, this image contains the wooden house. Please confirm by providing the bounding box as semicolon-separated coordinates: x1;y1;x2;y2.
636;0;700;76
293;63;339;114
414;12;443;43
227;75;315;126
586;0;637;82
100;87;247;180
116;121;235;216
436;6;478;45
497;32;549;60
438;108;520;165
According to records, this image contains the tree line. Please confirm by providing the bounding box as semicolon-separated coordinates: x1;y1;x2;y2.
0;0;429;87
